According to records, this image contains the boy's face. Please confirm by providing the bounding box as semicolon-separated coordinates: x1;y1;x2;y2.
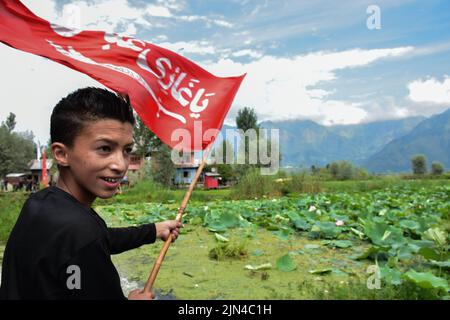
53;119;134;206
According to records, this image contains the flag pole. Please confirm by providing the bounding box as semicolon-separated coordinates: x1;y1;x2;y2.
143;143;214;295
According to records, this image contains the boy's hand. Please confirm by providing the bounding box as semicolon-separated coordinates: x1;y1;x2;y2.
128;289;154;300
155;220;183;242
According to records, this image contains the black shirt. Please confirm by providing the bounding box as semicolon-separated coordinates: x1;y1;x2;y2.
0;186;156;300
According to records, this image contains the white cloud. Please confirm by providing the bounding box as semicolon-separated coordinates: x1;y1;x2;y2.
156;0;186;12
204;47;414;125
157;41;216;55
358;96;414;122
123;23;137;35
178;15;233;28
408;76;450;104
22;0;153;36
21;0;232;39
212;19;234;28
232;49;263;59
155;35;169;41
145;5;172;18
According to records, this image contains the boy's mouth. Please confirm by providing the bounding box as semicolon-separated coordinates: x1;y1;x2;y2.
101;177;121;183
100;177;122;188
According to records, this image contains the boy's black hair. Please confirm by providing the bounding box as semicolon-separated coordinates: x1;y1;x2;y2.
50;87;135;147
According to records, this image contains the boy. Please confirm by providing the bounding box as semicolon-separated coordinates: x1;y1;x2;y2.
0;87;182;300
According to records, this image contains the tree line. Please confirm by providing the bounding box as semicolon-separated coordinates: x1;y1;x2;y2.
1;110;446;187
0;113;36;178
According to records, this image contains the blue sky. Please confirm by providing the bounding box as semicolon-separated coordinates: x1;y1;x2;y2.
1;0;450;143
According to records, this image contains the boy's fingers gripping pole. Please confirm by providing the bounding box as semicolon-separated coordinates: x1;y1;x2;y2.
143;144;213;295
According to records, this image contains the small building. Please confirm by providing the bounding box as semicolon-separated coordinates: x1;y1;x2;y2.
173;150;202;186
174;164;200;185
5;173;27;185
204;172;221;189
128;153;145;173
28;159;54;184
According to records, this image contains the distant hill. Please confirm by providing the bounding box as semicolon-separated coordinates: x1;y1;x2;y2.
258;116;425;167
213;111;449;173
364;108;450;173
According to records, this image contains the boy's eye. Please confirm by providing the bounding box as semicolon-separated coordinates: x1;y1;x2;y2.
124;147;133;154
98;146;111;153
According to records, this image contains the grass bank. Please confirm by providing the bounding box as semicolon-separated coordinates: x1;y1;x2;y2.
0;192;27;243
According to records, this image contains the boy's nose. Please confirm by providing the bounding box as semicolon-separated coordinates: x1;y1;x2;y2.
109;152;128;174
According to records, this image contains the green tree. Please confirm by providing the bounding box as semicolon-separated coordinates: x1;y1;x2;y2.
329;162;339;178
431;161;444;175
1;112;16;133
0;122;36;177
311;165;320;175
327;161;357;180
205;162;235;185
133;114;161;157
236;107;259;132
236;107;259;174
235;107;281;176
151;144;175;187
411;154;427;175
336;161;354;180
44;139;53;159
216;164;234;184
236;107;278;175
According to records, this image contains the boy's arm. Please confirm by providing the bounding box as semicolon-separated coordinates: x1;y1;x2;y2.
107;220;182;254
107;223;157;254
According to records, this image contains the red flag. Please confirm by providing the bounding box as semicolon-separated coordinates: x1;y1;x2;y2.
41;148;48;188
0;0;245;151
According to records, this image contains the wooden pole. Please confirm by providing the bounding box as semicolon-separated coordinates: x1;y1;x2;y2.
143;144;213;294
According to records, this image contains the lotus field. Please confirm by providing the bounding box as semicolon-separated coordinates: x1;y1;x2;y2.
95;183;450;299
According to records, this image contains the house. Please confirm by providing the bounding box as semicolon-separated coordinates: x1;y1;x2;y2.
174;164;200;185
124;150;148;184
128;153;145;172
173;151;203;186
28;159;54;185
173;151;223;188
5;173;27;185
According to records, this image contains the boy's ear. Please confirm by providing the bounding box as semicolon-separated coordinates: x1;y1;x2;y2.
51;142;70;167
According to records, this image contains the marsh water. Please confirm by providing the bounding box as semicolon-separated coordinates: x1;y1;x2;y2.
0;228;369;300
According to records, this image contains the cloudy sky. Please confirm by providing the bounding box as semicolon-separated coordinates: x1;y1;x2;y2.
1;0;450;145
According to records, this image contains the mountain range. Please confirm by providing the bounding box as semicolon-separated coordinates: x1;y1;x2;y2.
363;108;450;172
218;108;449;173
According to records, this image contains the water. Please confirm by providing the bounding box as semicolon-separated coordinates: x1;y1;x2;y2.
120;276;176;300
153;288;177;300
120;276;140;297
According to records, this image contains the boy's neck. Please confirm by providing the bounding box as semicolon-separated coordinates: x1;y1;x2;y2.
56;174;95;208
